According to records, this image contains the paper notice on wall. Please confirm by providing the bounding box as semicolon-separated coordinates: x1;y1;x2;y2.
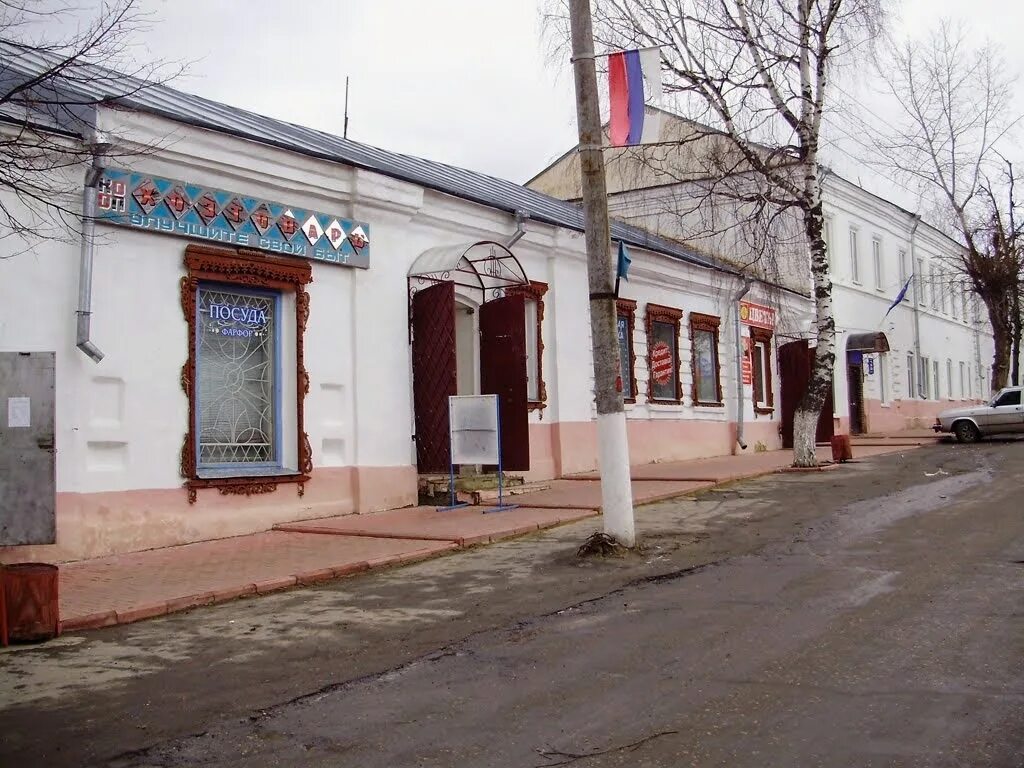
7;396;30;428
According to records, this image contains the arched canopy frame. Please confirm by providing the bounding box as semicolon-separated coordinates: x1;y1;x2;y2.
408;241;528;305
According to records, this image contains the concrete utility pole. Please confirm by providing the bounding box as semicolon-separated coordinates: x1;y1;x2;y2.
568;0;635;547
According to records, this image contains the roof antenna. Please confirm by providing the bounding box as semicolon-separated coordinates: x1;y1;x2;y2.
343;76;350;139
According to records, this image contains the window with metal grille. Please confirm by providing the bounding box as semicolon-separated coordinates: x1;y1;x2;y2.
196;286;279;468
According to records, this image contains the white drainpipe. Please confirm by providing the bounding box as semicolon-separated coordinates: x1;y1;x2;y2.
733;277;754;450
76;135;110;363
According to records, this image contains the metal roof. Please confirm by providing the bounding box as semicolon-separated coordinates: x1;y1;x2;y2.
0;44;731;275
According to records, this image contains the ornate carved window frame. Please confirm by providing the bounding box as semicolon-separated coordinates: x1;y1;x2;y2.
645;303;684;404
689;312;724;407
180;244;313;503
506;280;548;413
750;326;775;414
616;298;638;404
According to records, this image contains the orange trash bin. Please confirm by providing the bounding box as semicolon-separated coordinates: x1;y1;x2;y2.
831;434;853;463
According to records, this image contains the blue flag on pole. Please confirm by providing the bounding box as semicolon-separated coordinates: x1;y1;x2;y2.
617;241;632;282
883;274;913;320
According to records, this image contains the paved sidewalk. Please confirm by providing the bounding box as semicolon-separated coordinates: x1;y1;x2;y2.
567;444;903;482
53;442;917;635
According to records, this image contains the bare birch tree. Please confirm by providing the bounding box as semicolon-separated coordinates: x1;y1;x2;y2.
545;0;883;466
877;22;1023;393
0;0;177;252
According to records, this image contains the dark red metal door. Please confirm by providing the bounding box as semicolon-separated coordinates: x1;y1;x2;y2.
411;282;457;473
480;294;530;471
847;355;865;435
779;340;835;448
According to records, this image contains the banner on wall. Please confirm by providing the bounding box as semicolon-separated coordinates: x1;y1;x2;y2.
94;167;371;268
742;337;753;385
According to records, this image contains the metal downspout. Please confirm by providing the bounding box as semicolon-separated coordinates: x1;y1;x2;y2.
733;276;754;450
505;210;529;249
76;156;105;363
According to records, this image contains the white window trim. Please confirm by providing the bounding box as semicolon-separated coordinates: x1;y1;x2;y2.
849;227;861;284
753;341;769;408
872;237;884;291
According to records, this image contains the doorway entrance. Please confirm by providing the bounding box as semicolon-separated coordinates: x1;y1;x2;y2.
408;241;531;474
846;353;865;435
779;339;835;448
845;332;890;436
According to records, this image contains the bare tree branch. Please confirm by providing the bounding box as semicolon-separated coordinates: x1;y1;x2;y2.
877;21;1024;391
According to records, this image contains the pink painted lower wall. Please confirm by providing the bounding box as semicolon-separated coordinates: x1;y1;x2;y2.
863;397;984;433
0;465;417;564
526;416;782;481
735;419;783;454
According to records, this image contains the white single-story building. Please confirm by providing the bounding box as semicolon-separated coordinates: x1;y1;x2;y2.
0;58;812;563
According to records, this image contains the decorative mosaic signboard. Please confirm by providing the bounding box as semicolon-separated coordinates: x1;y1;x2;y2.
94;167;370;268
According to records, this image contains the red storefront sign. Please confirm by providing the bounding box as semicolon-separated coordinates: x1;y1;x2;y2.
742;337;753;385
739;301;776;330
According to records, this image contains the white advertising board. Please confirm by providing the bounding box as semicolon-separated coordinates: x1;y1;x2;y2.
449;394;499;465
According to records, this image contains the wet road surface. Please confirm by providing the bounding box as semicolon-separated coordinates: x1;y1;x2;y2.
4;442;1024;767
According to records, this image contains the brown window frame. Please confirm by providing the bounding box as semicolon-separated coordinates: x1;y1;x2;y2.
645;303;684;404
689;312;724;406
506;280;548;412
750;327;775;414
616;298;638;403
179;244;313;503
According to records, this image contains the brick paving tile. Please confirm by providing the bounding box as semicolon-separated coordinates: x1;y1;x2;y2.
566;445;912;482
276;505;598;546
510;480;711;510
58;532;455;630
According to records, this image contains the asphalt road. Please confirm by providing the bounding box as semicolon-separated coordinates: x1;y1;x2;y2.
3;441;1023;767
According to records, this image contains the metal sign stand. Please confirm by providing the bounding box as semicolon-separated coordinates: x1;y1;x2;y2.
439;394;517;514
484;404;517;514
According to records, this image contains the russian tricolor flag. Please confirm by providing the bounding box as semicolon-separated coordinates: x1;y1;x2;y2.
608;47;662;147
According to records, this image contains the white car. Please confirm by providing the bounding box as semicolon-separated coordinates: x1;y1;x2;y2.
933;386;1024;443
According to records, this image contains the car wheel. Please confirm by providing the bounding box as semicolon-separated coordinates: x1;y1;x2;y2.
953;420;980;444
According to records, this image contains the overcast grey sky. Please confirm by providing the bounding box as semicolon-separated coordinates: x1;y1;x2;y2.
95;0;1024;202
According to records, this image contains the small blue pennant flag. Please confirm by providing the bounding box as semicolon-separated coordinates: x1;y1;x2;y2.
883;274;913;320
617;241;632;282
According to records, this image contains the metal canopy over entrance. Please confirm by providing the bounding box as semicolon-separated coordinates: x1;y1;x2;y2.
846;332;890;353
408;240;531;477
408;240;528;303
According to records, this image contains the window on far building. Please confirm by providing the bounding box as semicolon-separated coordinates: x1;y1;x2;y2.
915;258;925;305
906;352;916;398
508;281;548;409
933;359;941;399
946;359;953;400
750;327;774;411
690;313;723;405
929;266;939;310
898;249;908;299
872;237;883;290
959;361;966;399
823;217;833;271
920;355;931;399
646;304;683;403
849;227;861;283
